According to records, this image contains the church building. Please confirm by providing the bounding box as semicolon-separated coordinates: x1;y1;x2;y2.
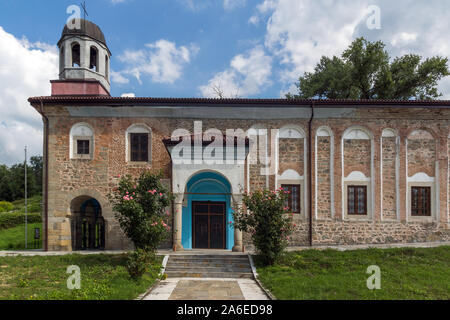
28;19;450;251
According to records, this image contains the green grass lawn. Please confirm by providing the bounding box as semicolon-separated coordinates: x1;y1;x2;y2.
0;195;43;250
0;223;42;250
0;254;162;300
256;246;450;300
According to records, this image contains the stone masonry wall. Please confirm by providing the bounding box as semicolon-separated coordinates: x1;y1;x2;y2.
278;138;304;175
343;139;371;177
407;138;436;177
382;137;397;220
40;105;450;251
316;136;332;219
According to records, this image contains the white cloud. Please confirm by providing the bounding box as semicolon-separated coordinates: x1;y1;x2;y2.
111;70;130;84
223;0;246;11
391;32;418;48
199;46;272;97
114;39;198;85
259;0;370;84
178;0;211;12
248;0;450;97
0;26;58;165
121;93;135;97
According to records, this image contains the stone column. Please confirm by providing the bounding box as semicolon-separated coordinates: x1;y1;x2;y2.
232;194;244;252
173;193;184;251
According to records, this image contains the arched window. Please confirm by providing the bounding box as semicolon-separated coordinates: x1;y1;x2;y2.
406;129;436;220
277;125;307;216
126;124;152;163
105;55;109;79
72;43;80;68
70;123;94;160
342;127;374;219
90;46;98;71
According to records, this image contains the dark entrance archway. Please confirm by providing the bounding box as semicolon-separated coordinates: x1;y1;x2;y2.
71;196;105;250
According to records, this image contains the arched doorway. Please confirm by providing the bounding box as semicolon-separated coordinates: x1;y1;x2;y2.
182;171;234;250
70;196;105;250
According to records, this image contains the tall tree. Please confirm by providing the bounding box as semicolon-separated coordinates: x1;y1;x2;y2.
287;38;450;100
0;165;13;201
30;156;43;194
0;157;42;202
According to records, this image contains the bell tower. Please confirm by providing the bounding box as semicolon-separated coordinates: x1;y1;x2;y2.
51;18;111;96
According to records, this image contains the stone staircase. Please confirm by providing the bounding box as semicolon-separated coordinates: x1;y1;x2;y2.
164;254;254;279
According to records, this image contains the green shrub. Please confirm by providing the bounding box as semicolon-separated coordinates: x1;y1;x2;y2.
126;249;154;280
233;188;295;266
0;201;14;213
111;171;172;280
110;171;172;252
0;212;42;230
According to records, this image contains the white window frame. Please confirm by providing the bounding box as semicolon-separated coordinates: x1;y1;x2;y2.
125;124;152;164
70;123;94;160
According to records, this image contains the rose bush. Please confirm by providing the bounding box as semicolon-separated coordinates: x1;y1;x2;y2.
232;188;295;265
110;171;173;278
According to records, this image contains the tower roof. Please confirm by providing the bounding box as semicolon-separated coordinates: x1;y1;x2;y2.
59;19;107;46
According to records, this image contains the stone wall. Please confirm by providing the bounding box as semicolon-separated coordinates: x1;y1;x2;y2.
382;136;397;220
343;139;371;177
279;138;304;175
407;138;436;177
39;105;450;251
316;136;332;219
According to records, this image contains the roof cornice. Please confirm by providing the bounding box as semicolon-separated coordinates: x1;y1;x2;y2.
28;96;450;108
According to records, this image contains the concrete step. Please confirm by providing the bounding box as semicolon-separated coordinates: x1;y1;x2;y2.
169;256;249;261
166;262;251;268
167;257;249;262
165;266;252;273
164;254;253;279
165;271;254;279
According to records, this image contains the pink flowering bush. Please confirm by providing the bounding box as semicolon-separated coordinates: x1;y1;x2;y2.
232;188;295;265
111;171;173;254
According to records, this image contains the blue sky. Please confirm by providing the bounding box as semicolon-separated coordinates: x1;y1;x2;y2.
0;0;276;98
1;0;450;164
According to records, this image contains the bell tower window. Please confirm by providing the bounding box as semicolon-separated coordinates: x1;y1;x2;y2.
105;55;109;79
60;46;65;72
72;43;80;67
90;46;98;71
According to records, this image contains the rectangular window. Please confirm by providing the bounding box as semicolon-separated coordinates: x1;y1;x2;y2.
348;186;367;215
411;187;431;216
281;184;301;213
77;140;90;155
130;133;148;162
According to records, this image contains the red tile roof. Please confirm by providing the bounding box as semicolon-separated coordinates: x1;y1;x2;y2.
28;96;450;108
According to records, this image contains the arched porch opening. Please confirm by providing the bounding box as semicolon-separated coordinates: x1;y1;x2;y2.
182;171;234;250
70;196;105;250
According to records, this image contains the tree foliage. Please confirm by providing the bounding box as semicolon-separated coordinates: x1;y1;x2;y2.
287;37;450;100
0;156;43;202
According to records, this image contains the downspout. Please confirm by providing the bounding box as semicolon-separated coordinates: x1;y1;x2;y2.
308;102;315;247
38;99;49;251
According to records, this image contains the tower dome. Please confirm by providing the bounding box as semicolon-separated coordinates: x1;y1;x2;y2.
60;19;107;46
54;19;111;95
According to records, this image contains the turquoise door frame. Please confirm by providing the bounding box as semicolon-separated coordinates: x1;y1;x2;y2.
181;171;234;250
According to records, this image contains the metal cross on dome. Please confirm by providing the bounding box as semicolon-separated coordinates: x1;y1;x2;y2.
81;1;88;21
